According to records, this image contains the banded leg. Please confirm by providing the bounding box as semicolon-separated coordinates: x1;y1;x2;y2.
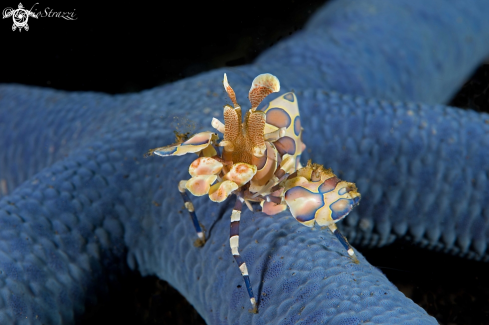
328;223;359;264
178;180;206;246
230;195;258;313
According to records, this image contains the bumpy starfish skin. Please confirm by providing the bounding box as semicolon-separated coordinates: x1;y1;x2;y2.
1;0;489;324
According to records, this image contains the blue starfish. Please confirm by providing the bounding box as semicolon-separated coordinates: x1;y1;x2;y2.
1;0;489;324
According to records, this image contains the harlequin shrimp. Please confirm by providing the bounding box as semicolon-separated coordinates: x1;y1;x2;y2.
146;73;361;313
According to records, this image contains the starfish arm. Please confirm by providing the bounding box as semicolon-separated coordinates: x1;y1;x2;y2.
257;0;489;105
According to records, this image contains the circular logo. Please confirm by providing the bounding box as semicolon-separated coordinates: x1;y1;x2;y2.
2;3;37;32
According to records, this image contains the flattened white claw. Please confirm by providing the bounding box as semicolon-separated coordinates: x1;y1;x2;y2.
189;157;223;177
223;163;257;187
186;175;218;196
208;180;238;202
151;131;218;157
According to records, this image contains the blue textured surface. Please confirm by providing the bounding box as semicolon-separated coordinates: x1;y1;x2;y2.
1;0;489;324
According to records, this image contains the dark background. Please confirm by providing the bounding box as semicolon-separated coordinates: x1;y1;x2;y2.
0;1;325;93
1;1;489;324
